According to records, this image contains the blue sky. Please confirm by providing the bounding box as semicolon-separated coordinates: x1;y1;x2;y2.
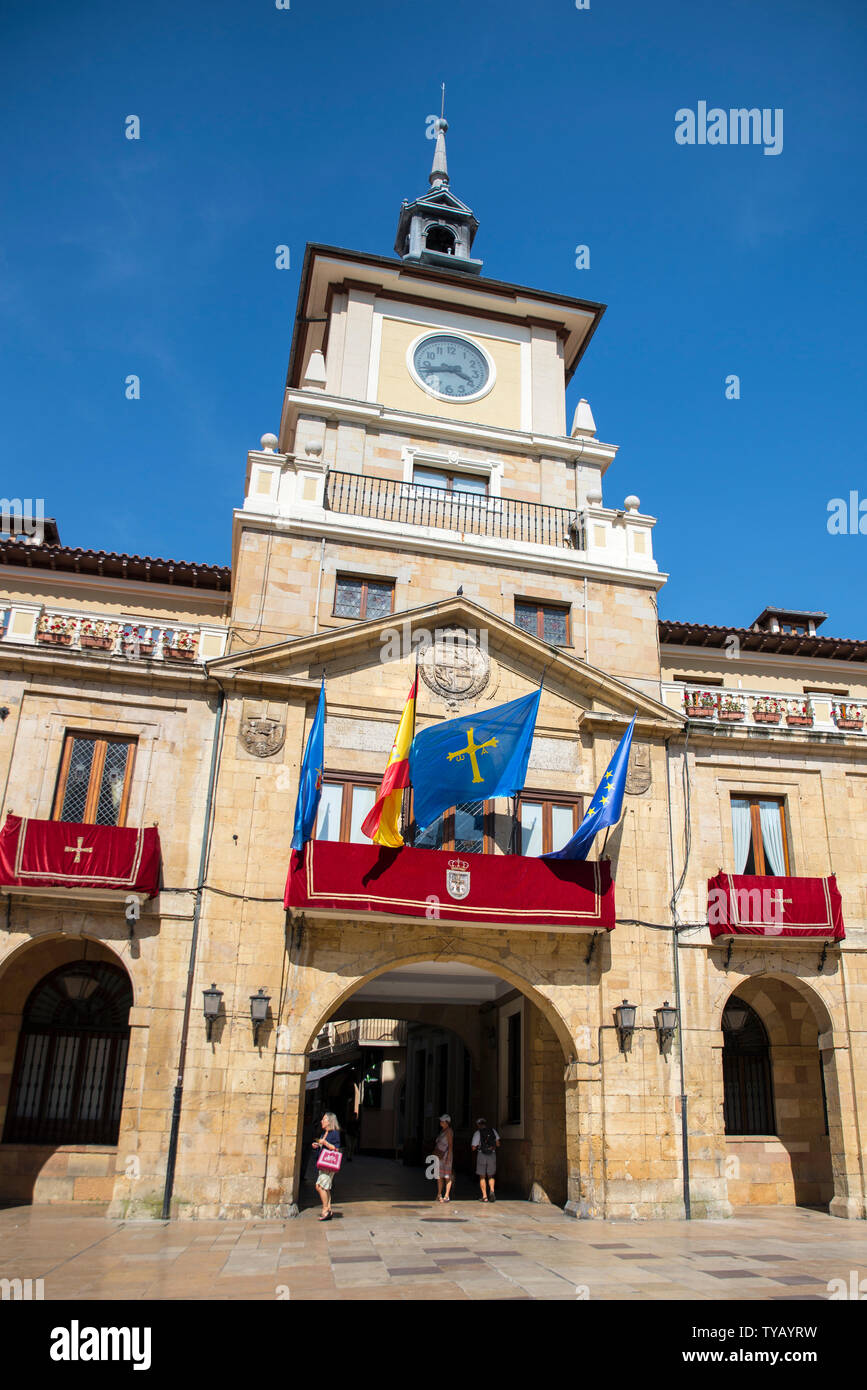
2;0;865;634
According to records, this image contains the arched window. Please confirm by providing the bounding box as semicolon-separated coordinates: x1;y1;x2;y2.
3;961;132;1146
722;998;774;1135
425;225;456;255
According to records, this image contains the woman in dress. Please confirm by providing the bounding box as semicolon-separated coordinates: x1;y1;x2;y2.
312;1111;342;1220
433;1113;454;1203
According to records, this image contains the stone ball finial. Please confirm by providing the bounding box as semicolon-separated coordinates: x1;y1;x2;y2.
624;495;641;512
586;489;603;506
304;442;323;458
260;433;278;453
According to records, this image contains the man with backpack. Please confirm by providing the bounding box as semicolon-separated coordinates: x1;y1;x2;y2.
471;1116;500;1203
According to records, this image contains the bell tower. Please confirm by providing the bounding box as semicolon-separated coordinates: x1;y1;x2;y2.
394;112;483;276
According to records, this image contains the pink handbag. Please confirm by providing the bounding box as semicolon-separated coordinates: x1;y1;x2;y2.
316;1147;343;1172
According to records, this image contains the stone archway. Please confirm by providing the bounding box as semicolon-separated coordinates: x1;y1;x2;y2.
264;945;585;1217
719;973;840;1213
0;934;135;1207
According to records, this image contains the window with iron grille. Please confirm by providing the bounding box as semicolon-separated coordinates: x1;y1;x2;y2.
53;734;136;826
506;1011;522;1126
333;575;395;621
3;961;132;1146
722;999;775;1136
514;599;570;646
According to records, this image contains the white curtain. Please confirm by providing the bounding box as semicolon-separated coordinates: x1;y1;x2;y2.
759;800;786;876
731;799;752;873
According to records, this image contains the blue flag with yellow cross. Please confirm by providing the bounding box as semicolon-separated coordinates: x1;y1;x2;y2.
541;713;636;861
408;688;541;832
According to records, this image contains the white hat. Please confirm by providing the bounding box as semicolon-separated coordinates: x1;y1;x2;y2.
439;1114;451;1122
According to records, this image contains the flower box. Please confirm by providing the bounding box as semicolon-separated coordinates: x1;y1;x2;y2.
124;642;156;658
786;715;814;727
835;717;863;731
36;632;73;647
718;711;745;722
686;706;714;718
80;635;115;651
753;711;781;724
164;646;196;662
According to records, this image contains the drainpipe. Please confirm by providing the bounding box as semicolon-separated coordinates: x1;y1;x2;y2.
160;676;226;1220
665;732;692;1219
313;538;325;634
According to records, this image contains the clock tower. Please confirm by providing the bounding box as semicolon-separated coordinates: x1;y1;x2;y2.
232;117;666;694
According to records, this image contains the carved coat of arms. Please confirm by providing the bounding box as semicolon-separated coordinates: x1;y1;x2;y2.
625;742;651;795
446;858;471;900
420;628;490;708
240;716;286;759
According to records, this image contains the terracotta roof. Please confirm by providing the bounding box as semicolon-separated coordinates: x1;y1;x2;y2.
659;619;867;662
0;539;231;592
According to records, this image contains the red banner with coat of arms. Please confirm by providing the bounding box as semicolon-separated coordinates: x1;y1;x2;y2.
285;840;614;932
0;815;162;897
707;872;844;941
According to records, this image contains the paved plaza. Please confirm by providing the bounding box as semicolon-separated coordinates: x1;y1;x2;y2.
1;1158;865;1301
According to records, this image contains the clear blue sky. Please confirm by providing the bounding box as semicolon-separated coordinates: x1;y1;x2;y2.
2;0;865;635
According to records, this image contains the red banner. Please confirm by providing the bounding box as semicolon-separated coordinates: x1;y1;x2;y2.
0;815;162;897
707;872;844;941
285;839;614;932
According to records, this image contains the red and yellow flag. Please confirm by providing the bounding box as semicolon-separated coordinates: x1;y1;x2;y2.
361;675;418;847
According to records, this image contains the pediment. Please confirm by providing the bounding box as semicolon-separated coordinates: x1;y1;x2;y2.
209;596;681;736
406;186;475;218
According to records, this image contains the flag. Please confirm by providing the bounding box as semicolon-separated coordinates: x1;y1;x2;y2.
542;714;635;861
361;675;418;847
409;688;541;832
290;680;326;851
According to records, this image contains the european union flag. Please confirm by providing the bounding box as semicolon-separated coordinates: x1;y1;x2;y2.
542;714;636;861
409;688;541;832
291;680;326;851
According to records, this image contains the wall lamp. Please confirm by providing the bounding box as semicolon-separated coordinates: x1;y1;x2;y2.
203;983;223;1041
614;999;637;1053
250;987;271;1044
654;1000;678;1053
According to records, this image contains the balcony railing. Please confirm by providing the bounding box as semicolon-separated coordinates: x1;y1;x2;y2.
1;609;226;665
675;685;866;733
324;471;585;550
311;1018;408;1055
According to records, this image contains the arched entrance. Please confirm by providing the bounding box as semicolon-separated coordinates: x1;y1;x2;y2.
721;975;835;1210
0;937;133;1206
297;959;571;1209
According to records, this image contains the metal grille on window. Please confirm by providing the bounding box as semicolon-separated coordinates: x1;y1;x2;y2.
3;961;133;1146
722;999;774;1136
60;738;95;822
334;579;363;618
454;801;485;854
364;582;393;619
514;603;536;636
95;742;129;826
542;607;568;645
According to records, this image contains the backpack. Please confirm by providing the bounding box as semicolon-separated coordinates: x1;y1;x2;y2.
480;1126;497;1155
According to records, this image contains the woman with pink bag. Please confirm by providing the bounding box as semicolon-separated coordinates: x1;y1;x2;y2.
312;1111;342;1221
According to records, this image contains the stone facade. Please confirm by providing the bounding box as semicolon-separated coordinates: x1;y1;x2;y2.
0;210;864;1226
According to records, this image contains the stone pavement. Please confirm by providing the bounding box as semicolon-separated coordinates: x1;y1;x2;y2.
1;1157;865;1302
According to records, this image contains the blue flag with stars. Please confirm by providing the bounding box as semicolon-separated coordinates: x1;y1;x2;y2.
542;714;636;861
291;680;326;851
409;688;541;833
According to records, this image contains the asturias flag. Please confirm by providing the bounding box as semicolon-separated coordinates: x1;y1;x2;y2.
542;713;636;861
361;674;418;847
409;688;541;832
290;680;326;851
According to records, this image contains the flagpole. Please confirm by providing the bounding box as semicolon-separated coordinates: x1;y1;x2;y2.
400;654;419;845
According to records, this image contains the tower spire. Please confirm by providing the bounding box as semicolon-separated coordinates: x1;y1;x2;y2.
429;85;449;187
393;98;483;275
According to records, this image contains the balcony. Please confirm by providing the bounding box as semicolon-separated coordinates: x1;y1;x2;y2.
0;607;227;665
671;685;866;734
310;1018;408;1058
324;471;585;551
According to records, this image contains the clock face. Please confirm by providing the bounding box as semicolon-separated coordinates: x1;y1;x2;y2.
411;334;492;400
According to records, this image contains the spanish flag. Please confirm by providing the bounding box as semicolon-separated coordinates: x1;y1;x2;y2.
361;675;418;847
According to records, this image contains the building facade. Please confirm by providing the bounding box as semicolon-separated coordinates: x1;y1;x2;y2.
0;125;864;1222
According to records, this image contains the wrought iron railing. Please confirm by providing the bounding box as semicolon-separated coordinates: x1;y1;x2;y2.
324;471;584;550
311;1018;408;1055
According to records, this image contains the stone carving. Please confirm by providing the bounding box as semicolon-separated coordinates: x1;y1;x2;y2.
625;742;651;795
240;715;286;759
419;627;490;708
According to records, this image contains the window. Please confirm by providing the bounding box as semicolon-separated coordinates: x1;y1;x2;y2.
519;795;582;856
315;777;379;844
498;998;524;1132
425;226;456;255
3;961;132;1146
506;1013;522;1125
414;799;492;854
333;575;394;621
730;795;790;875
722;999;774;1136
673;675;723;686
515;600;570;646
53;735;136;827
780;623;807;636
412;465;487;497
